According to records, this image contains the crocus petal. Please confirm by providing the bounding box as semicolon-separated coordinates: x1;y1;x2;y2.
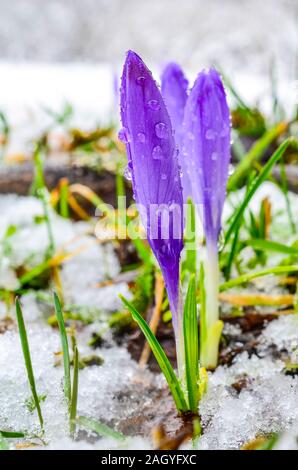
183;68;231;245
161;62;188;133
161;62;191;201
120;50;184;327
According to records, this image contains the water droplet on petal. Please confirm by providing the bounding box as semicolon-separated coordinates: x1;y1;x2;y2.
161;173;167;180
205;129;216;140
159;244;169;255
124;166;132;181
152;145;163;160
220;123;230;137
118;127;130;144
137;132;146;143
155;122;168;139
148;99;160;111
136;76;146;85
211;152;218;161
187;131;194;140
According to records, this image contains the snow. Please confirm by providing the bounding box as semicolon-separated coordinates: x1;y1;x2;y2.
0;323;157;449
261;314;298;363
199;368;298;449
198;315;298;449
274;421;298;450
0;0;297;79
0;193;156;449
0;187;298;449
0;193;131;313
225;182;298;241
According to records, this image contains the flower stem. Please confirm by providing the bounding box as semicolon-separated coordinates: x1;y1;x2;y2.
200;244;223;369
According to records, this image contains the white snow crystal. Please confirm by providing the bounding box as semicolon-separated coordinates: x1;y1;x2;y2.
198;352;298;449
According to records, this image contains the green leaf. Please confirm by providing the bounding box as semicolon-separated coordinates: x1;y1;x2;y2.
19;259;51;286
70;345;79;436
4;224;17;239
183;275;199;413
183;198;197;275
245;239;298;256
131;238;152;266
220;265;298;292
25;394;47;413
224;219;241;279
224;138;292;247
59;180;69;218
120;295;188;412
15;298;44;431
256;433;279;450
199;263;207;348
77;416;125;441
116;165;126;199
53;292;71;405
227;123;287;190
0;430;25;439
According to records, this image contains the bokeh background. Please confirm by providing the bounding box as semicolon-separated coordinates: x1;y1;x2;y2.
1;0;297;74
0;0;297;155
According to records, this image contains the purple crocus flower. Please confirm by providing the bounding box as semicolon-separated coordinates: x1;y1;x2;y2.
119;51;184;335
184;68;231;248
161;63;191;201
183;68;231;368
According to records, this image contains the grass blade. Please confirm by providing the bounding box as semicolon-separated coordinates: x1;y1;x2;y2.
183;198;197;276
70;345;79;436
120;295;188;412
280;160;296;234
224;219;241;279
39;187;55;258
227;123;287;191
257;433;279;450
0;431;25;438
225;138;292;247
183;275;199;413
53;292;71;405
199;263;207;349
77;416;125;441
245;239;298;256
15;298;44;431
219;68;250;111
59;178;70;218
131;238;152;266
220;265;298;292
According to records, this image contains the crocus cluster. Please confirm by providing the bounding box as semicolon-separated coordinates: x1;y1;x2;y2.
120;50;231;370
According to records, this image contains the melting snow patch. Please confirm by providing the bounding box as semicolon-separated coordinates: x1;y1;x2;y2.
0;324;157;449
261;314;298;353
198;352;298;449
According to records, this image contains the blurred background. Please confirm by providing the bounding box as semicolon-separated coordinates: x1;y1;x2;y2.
1;0;297;72
0;0;297;188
